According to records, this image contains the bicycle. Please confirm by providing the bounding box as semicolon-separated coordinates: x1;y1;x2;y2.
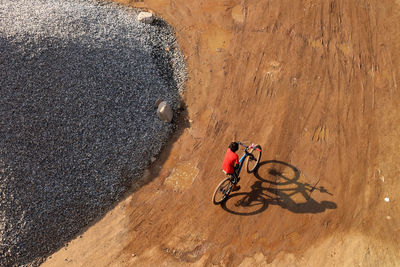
212;142;262;205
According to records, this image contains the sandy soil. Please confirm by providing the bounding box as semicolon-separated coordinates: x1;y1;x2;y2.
43;0;400;266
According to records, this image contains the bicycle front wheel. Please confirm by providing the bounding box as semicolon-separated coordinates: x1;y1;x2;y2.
212;177;233;205
247;145;262;173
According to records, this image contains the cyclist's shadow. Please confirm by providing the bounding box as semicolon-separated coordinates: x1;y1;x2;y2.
221;160;337;216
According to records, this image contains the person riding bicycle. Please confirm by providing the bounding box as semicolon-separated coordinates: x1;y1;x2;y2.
222;141;241;191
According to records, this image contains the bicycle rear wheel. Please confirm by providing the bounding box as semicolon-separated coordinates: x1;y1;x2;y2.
247;145;262;173
212;177;233;205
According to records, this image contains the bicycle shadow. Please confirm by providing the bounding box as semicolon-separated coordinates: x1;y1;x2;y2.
221;160;337;216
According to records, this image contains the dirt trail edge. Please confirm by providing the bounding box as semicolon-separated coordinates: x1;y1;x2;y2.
43;0;400;266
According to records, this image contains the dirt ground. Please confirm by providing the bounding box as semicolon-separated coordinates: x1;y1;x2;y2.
43;0;400;266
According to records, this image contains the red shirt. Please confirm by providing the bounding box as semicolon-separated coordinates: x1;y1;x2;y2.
222;148;239;174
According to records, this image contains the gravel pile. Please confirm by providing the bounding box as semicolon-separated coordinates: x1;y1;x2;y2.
0;0;186;265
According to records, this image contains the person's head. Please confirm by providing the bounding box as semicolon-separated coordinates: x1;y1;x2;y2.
229;142;239;152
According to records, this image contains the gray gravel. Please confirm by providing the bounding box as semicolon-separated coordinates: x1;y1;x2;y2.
0;0;186;266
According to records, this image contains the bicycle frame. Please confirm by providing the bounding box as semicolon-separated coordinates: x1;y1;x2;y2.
234;148;250;177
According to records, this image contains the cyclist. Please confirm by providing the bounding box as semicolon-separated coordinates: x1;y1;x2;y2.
222;141;241;191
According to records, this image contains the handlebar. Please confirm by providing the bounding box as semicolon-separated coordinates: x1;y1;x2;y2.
237;141;254;150
237;141;262;153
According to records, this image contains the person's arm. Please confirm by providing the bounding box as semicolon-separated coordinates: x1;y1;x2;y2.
234;154;239;169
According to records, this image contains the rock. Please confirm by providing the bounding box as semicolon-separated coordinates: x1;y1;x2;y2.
151;157;157;163
154;98;163;108
157;101;173;123
137;12;154;24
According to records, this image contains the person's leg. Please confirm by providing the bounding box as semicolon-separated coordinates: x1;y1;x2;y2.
233;167;240;184
231;171;241;191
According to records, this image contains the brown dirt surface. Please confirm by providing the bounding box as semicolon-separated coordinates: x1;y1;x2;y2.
42;0;400;266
